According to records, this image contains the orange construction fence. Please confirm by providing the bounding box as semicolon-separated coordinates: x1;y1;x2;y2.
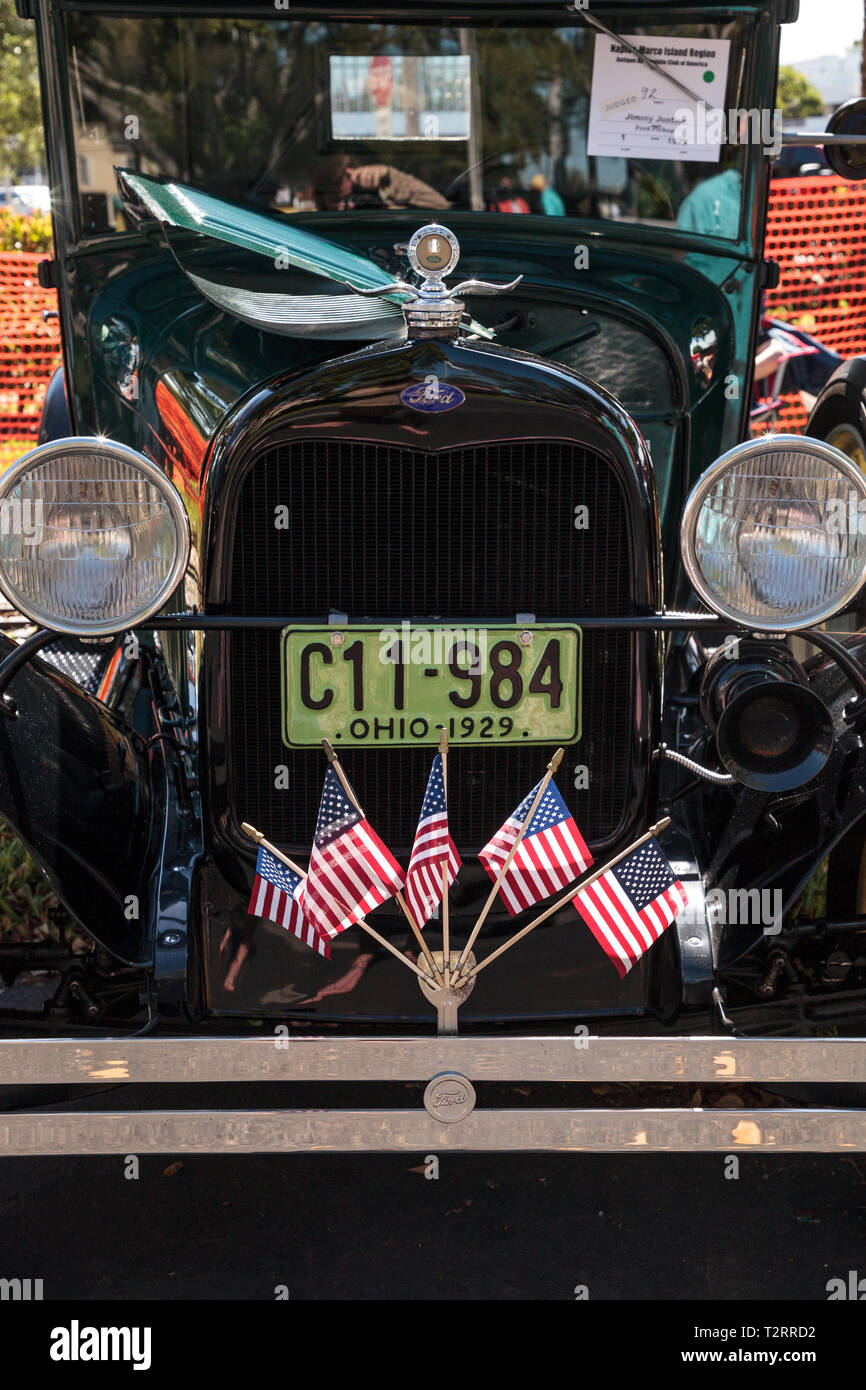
757;176;866;434
0;252;61;471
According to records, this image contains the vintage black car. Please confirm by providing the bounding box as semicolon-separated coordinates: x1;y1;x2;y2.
4;0;866;1156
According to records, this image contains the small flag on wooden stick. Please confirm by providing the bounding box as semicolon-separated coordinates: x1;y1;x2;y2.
479;778;592;916
572;834;687;978
248;844;331;959
404;751;461;929
304;766;405;942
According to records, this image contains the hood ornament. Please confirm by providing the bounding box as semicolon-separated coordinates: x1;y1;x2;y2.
346;222;522;333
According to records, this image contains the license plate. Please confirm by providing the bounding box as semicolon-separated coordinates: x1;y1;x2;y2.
280;624;581;748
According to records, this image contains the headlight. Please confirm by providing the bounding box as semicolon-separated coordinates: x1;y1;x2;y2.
0;438;190;636
681;435;866;631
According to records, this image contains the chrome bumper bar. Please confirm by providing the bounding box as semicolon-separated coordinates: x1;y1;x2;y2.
1;1107;864;1155
1;1035;865;1154
0;1035;865;1084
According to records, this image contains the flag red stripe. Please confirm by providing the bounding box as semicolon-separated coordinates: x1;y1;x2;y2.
604;873;657;950
574;889;631;978
304;816;403;941
572;868;687;977
405;833;460;928
479;806;593;917
573;878;635;977
248;873;330;959
587;877;643;966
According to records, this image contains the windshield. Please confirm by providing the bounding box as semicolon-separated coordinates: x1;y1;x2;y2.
64;13;753;241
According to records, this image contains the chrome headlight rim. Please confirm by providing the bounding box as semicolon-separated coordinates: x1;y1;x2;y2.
681;434;866;633
0;436;191;637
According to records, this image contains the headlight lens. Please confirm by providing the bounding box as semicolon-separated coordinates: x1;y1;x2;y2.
681;436;866;630
0;438;190;635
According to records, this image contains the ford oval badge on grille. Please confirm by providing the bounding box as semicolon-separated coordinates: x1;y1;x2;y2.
400;382;465;413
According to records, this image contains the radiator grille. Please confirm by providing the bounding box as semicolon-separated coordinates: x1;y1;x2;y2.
226;439;635;851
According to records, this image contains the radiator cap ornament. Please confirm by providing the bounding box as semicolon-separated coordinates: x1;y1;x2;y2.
345;221;522;334
407;223;461;282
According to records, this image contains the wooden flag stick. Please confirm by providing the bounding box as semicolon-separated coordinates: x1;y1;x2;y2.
452;747;564;978
458;817;673;984
322;737;366;811
396;891;445;984
242;821;434;986
439;727;452;987
242;822;308;880
320;741;445;985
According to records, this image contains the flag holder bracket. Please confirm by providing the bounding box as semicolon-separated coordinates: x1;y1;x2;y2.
417;950;476;1034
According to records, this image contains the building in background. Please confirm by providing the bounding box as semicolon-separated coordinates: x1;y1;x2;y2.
792;46;861;111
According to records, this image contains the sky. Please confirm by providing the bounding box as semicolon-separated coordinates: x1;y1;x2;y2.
779;0;863;62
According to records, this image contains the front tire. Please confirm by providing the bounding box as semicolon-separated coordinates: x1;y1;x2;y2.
807;359;866;631
807;357;866;462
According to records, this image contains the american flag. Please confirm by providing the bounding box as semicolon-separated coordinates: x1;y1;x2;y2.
404;753;461;928
572;835;688;978
248;845;330;959
304;767;404;941
479;778;592;916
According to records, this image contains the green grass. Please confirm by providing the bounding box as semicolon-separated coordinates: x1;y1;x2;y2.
0;820;58;940
796;856;829;921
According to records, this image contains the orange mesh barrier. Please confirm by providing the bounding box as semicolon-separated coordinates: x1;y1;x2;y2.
754;396;809;435
754;177;866;437
763;177;866;357
0;252;61;471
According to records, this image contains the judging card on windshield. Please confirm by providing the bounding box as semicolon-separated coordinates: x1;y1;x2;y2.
587;34;731;163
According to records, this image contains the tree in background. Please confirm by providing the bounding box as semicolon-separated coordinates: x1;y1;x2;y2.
777;65;825;120
0;0;44;182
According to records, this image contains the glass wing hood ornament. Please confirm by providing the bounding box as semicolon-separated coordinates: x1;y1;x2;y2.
116;171;498;341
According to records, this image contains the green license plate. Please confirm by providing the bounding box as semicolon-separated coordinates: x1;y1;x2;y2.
281;624;581;749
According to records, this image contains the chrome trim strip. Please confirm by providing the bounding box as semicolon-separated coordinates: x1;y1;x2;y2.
1;1036;866;1085
0;1108;864;1155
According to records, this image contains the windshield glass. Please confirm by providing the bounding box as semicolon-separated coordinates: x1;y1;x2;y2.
64;13;753;240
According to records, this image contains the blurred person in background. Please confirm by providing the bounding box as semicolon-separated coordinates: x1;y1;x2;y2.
490;174;530;213
313;154;449;211
530;172;565;215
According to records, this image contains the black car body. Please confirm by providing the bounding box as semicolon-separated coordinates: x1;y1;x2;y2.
4;0;866;1157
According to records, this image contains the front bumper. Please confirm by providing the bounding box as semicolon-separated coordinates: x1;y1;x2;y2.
2;1034;866;1154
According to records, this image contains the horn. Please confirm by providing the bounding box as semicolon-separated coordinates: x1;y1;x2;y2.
699;641;834;792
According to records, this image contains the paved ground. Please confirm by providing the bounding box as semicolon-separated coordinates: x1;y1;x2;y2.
0;1090;864;1300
